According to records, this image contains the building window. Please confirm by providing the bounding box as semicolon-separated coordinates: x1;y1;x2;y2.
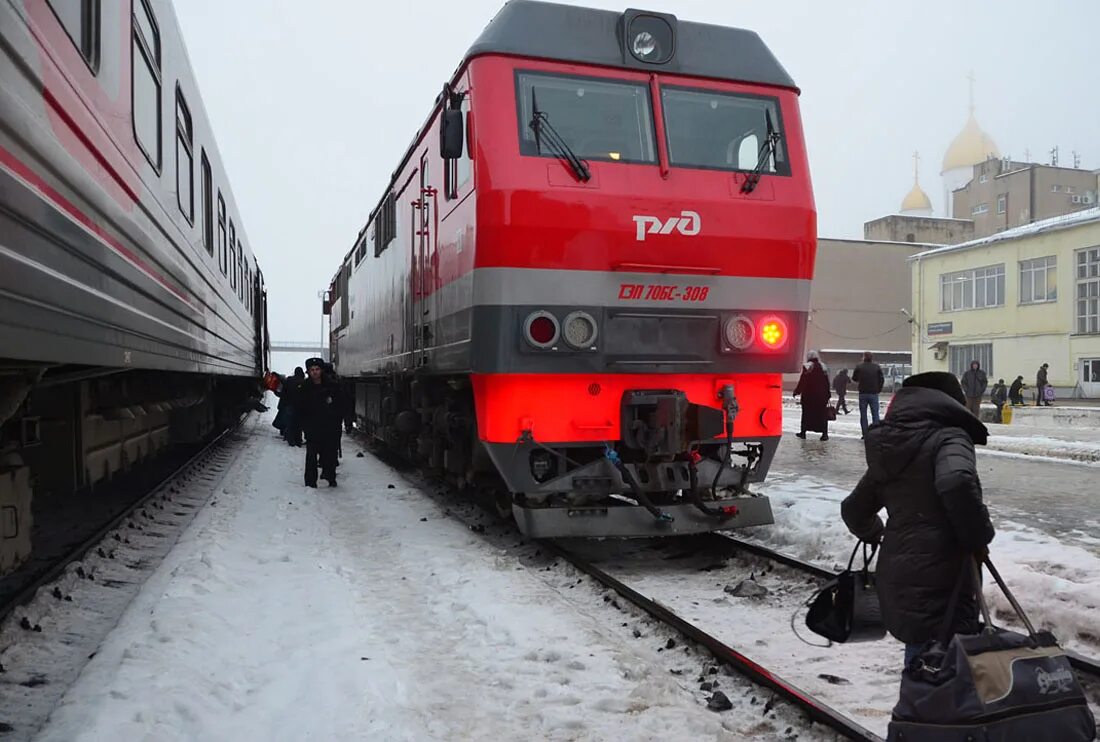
979;174;988;183
131;0;161;170
1052;185;1062;193
47;0;100;71
217;192;227;274
200;151;213;255
229;221;237;290
949;344;993;378
971;203;989;215
940;264;1005;312
1076;247;1100;334
997;195;1006;214
1020;256;1057;304
1066;186;1076;195
175;88;193;224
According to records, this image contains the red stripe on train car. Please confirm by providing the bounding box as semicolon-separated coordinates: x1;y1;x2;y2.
0;143;196;310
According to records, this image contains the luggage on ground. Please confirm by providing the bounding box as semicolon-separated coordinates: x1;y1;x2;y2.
805;541;885;644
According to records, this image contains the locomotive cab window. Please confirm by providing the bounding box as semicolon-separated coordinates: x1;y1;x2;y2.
516;72;656;164
47;0;100;72
131;0;161;170
444;92;472;201
660;87;788;174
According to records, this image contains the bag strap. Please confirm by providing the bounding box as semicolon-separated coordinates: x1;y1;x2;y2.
983;557;1040;640
845;540;879;573
970;558;994;630
938;559;975;645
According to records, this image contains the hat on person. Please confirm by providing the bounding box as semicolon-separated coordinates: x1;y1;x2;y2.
902;371;966;406
305;357;325;369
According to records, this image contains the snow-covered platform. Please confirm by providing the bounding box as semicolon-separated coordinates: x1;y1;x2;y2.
27;415;785;741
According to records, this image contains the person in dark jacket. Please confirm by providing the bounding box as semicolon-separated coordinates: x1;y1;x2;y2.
278;367;305;447
852;351;885;437
832;369;851;415
1008;375;1027;406
1036;363;1051;406
793;351;831;440
960;360;988;418
841;372;995;667
990;378;1008;422
297;357;345;487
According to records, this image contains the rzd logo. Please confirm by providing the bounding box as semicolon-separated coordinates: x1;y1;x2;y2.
632;210;701;242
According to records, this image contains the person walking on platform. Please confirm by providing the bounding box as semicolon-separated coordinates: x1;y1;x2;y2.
1009;375;1027;406
841;372;995;670
279;367;305;447
960;360;988;418
297;357;345;488
990;378;1007;423
833;368;851;415
1036;363;1052;406
793;351;831;441
852;351;884;437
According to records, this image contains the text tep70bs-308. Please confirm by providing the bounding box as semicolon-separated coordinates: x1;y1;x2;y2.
325;2;815;538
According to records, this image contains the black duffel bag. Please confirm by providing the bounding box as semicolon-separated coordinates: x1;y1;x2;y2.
888;558;1096;741
805;540;885;644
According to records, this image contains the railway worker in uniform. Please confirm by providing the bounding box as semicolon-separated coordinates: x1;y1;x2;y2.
960;360;988;418
297;357;344;488
793;350;831;441
1009;375;1027;406
840;372;995;670
832;368;851;415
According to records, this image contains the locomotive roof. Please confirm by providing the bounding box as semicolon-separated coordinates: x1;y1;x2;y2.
465;1;797;91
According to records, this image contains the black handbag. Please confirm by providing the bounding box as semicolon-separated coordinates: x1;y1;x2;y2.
888;558;1096;741
805;541;885;643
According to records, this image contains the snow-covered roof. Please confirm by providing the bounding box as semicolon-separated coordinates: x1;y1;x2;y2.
909;207;1100;261
865;213;972;224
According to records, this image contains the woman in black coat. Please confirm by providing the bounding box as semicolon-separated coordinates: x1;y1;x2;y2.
841;372;995;667
793;351;831;440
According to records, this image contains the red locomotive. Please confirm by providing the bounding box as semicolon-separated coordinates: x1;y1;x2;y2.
327;1;816;537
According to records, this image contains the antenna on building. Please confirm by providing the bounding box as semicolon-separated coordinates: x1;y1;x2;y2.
1050;146;1059;167
1073;150;1081;169
1024;148;1031;163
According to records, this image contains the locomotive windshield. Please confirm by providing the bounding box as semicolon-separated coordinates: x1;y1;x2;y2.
660;87;788;174
516;72;657;164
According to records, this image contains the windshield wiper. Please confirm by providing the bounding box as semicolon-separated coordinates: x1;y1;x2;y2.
528;90;591;183
740;109;782;194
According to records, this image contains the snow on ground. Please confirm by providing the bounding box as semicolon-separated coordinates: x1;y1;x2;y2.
745;471;1100;654
33;415;812;742
783;409;1100;465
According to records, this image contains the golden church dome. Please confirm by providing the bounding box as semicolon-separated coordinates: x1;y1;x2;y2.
942;113;999;173
901;182;932;213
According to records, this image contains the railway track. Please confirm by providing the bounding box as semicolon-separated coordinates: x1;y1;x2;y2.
0;416;245;626
716;534;1100;683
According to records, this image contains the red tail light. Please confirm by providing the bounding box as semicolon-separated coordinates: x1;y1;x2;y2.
524;311;560;349
758;316;788;350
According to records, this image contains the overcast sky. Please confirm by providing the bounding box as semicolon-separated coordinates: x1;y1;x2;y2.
173;0;1100;345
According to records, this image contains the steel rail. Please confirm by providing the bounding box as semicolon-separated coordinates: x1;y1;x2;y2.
0;415;246;625
543;539;883;742
718;534;1100;681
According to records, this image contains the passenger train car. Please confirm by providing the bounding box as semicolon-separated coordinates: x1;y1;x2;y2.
327;1;816;538
0;1;267;574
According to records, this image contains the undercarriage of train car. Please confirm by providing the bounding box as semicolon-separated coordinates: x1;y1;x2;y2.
0;363;259;578
353;373;776;538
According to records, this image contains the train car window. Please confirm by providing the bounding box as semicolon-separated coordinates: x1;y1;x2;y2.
131;0;161;171
374;193;396;257
660;86;790;175
237;242;245;301
47;0;100;72
229;221;237;291
444;93;472;201
516;72;656;165
175;88;194;224
217;192;227;273
354;236;367;267
200;151;213;255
